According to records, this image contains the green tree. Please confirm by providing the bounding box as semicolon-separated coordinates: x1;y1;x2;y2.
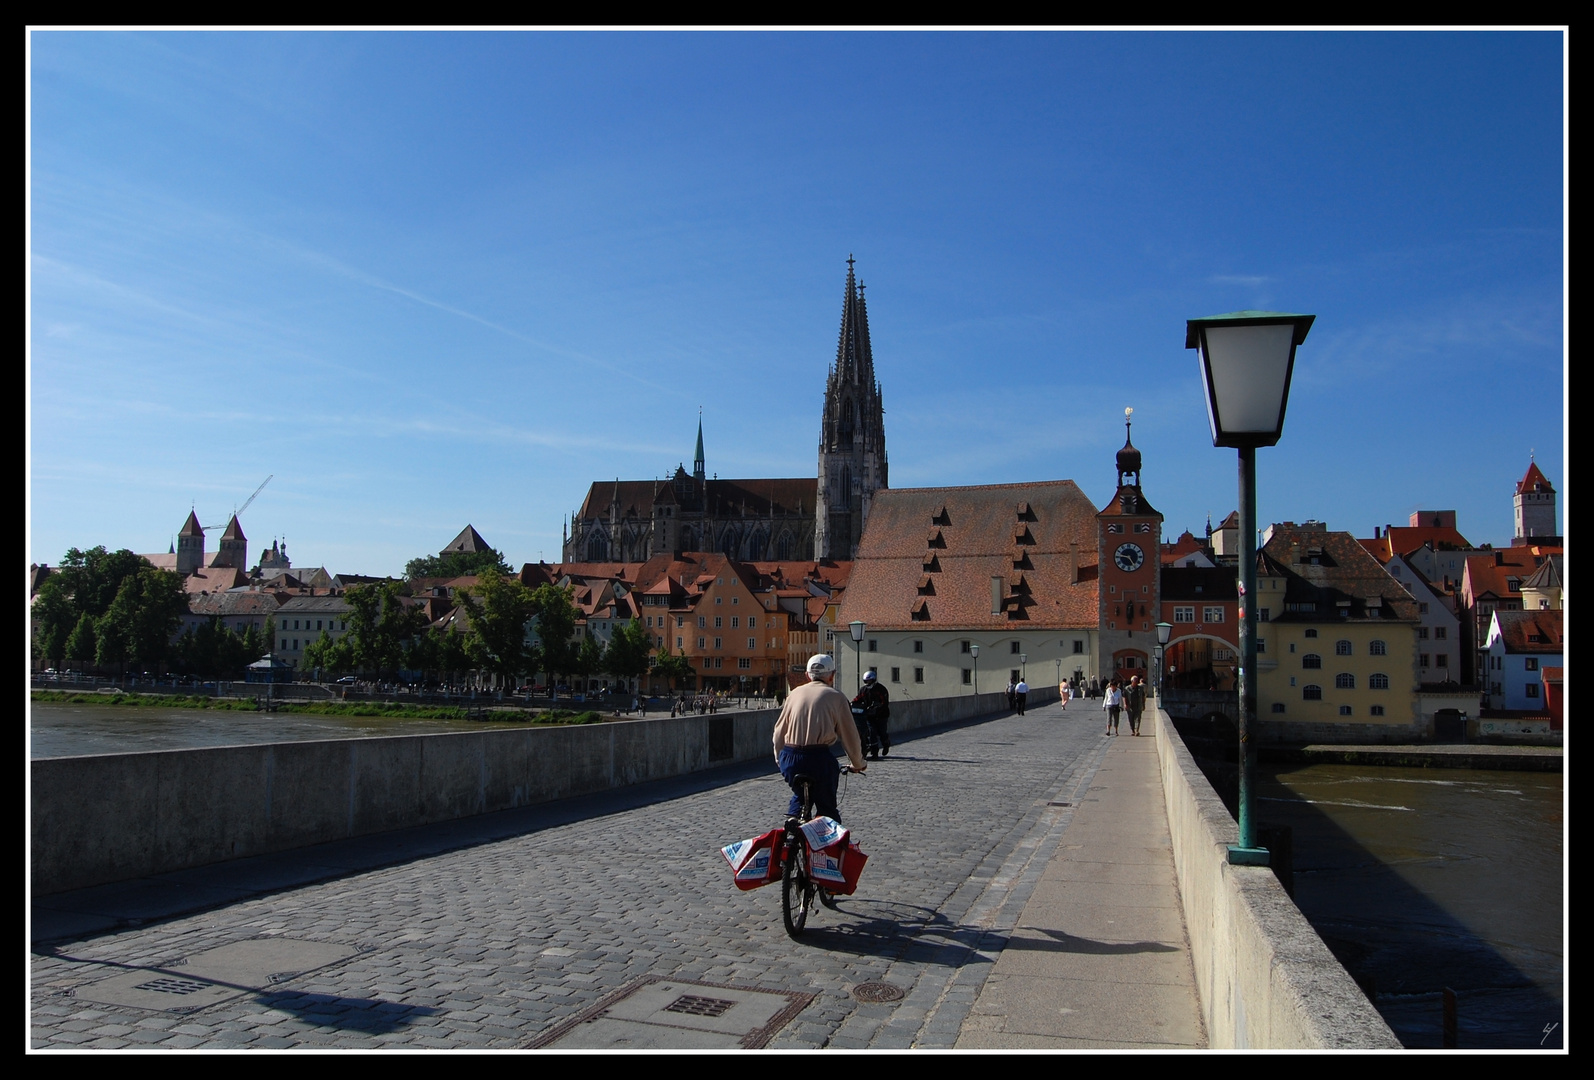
303;630;355;677
93;565;186;674
650;649;695;692
32;546;170;672
404;548;513;580
65;612;98;667
604;619;653;691
528;583;578;687
573;632;605;689
457;568;537;686
344;581;424;680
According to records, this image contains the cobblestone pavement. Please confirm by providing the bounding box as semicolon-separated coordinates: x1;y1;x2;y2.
31;706;1112;1050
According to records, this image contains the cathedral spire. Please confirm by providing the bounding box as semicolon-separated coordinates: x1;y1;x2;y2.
693;410;706;484
833;257;874;388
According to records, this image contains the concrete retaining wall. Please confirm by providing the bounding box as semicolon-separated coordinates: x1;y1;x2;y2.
32;688;1031;896
1152;706;1401;1048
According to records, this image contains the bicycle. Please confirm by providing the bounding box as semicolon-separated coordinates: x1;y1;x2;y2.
781;765;857;937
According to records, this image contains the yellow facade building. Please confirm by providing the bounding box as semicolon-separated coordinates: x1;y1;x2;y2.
1253;523;1422;741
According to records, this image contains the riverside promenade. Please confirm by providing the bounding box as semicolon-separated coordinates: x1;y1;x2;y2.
30;697;1206;1050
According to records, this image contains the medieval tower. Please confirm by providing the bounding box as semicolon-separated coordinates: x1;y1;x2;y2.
815;256;888;560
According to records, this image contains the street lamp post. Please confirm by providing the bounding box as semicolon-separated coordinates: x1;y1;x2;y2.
1155;621;1173;701
970;644;979;694
1020;653;1027;682
1186;311;1315;868
849;620;866;697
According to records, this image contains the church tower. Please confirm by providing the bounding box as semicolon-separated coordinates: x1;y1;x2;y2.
1513;460;1558;543
214;514;247;570
1096;409;1163;681
176;510;205;575
815;256;888;560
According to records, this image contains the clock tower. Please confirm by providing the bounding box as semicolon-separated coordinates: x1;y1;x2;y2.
1097;408;1163;683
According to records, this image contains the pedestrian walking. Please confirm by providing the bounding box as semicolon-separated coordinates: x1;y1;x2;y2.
1006;678;1017;712
1125;675;1146;736
851;668;892;759
1103;679;1124;735
1058;679;1071;711
1014;677;1029;715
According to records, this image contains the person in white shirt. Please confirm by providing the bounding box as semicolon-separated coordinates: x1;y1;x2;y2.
1103;679;1125;736
1014;678;1029;715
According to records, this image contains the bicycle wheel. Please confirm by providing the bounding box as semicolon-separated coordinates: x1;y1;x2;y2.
781;833;812;937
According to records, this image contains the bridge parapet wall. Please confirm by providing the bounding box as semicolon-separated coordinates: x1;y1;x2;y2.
1153;706;1400;1048
31;688;1044;896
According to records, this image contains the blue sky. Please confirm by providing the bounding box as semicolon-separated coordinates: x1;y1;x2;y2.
28;31;1565;576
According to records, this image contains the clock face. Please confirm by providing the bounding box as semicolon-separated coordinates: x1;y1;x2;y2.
1114;542;1145;572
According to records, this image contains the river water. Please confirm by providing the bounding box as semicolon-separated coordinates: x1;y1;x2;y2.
28;702;547;759
1257;762;1564;1050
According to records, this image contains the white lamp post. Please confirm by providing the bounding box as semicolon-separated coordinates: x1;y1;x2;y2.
970;644;979;694
1186;311;1315;867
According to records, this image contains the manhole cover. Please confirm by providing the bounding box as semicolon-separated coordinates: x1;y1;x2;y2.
851;982;905;1003
528;977;814;1049
72;937;358;1014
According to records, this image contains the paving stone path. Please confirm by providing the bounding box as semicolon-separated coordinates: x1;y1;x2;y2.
31;706;1113;1049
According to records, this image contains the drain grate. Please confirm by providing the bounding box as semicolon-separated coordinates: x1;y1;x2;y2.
528;977;815;1049
133;977;213;996
851;982;906;1003
663;994;737;1018
1048;801;1073;807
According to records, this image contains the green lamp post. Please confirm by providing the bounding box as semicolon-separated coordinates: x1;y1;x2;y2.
1186;310;1315;867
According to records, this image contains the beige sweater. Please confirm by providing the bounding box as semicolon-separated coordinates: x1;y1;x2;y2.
772;681;866;769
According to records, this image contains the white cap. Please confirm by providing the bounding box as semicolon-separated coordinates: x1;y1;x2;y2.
806;653;837;677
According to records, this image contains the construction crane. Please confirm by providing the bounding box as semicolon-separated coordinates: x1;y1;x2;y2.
203;475;273;530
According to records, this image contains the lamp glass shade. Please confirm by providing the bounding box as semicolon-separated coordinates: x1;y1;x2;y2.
1186;312;1314;448
970;645;979;658
848;620;866;642
1200;324;1294;444
1156;621;1173;646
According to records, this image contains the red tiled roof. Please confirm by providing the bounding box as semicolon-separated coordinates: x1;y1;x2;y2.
1516;461;1553;494
1360;525;1475;563
1493;609;1563;654
1461;547;1560;602
838;481;1101;630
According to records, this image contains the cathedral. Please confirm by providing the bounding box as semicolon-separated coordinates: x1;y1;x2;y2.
563;257;888;564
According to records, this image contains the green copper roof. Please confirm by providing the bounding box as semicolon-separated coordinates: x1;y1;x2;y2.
1185;311;1315;349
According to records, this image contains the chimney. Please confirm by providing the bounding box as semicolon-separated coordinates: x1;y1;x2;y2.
1071;542;1080;584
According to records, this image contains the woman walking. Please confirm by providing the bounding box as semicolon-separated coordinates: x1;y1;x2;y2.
1103;679;1124;736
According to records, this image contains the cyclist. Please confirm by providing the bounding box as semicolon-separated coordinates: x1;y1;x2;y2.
773;654;866;822
852;668;892;759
